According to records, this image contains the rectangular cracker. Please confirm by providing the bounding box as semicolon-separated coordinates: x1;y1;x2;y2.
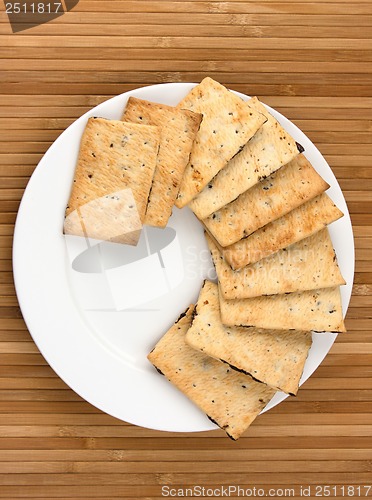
189;97;301;219
203;154;330;247
122;97;202;228
220;286;346;333
175;77;267;208
64;189;143;246
206;229;346;299
186;281;312;395
64;117;160;244
148;305;276;440
212;193;344;270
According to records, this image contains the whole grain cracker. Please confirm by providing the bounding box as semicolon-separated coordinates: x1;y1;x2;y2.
122;97;202;228
206;229;346;299
186;281;312;395
148;305;275;440
212;193;344;270
220;286;346;333
175;77;267;208
189;97;300;219
203;154;330;247
64;117;160;244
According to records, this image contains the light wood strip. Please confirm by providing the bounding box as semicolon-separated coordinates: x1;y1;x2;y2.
0;401;100;412
1;35;372;49
0;459;371;473
0;84;357;97
303;365;372;377
0;118;74;129
0;378;69;390
0;295;18;305
354;226;372;237
0;390;83;401
0;225;14;236
0;424;371;439
0;107;89;117
3;47;372;62
0;25;370;42
0;472;371;489
303;378;372;390
0;343;40;354
0;447;371;463
0;156;40;167
0;279;16;292
3;12;372;26
2;71;372;85
3;59;372;73
5;23;372;38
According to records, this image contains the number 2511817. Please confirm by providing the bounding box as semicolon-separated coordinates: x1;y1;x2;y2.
5;3;63;14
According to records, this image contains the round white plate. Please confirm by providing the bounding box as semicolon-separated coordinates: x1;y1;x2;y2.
13;83;354;433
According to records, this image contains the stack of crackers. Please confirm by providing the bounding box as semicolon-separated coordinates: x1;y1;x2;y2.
63;77;347;439
146;78;347;439
63;98;203;243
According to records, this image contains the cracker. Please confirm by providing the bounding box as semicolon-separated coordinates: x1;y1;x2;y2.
206;229;346;299
148;305;276;440
213;193;344;270
186;281;312;395
64;189;142;245
122;97;202;228
175;77;267;208
64;117;160;244
220;286;346;333
203;154;330;247
189;97;300;219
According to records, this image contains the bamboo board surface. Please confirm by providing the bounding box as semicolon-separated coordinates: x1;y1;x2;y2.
0;1;371;498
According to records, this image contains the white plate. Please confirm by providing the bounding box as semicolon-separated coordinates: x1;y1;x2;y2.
13;83;354;433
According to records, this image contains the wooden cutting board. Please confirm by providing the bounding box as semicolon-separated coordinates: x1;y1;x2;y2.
0;1;371;497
